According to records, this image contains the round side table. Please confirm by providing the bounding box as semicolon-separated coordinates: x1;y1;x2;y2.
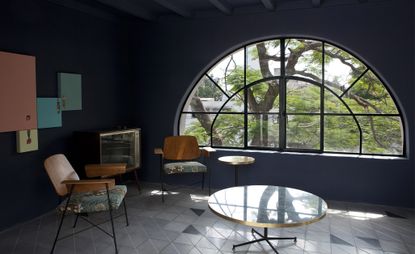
218;155;255;186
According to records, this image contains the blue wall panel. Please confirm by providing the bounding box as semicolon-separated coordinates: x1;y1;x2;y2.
37;98;62;128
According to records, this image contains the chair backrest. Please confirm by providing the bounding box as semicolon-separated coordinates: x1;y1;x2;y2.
163;136;201;160
44;154;80;196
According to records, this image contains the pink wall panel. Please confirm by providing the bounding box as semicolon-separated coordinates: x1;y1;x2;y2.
0;51;37;132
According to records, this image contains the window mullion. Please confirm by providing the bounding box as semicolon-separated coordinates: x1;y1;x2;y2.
320;42;325;152
244;46;248;149
279;39;286;150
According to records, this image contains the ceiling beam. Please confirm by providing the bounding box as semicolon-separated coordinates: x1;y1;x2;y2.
96;0;156;20
47;0;118;21
261;0;276;11
311;0;322;7
209;0;233;15
152;0;192;17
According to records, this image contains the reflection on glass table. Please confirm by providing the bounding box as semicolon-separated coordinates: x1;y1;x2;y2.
208;185;327;253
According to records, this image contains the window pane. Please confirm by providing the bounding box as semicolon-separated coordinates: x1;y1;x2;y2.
287;79;320;113
324;116;359;153
212;114;244;147
246;39;281;82
183;75;227;112
180;38;405;157
344;70;399;114
285;39;322;81
324;44;366;95
179;113;214;146
248;80;279;113
356;116;403;155
286;115;320;150
248;114;279;148
222;90;244;112
324;88;350;113
207;48;244;96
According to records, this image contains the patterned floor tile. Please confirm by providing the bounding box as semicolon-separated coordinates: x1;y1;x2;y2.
1;183;414;254
183;225;201;235
190;208;205;216
331;234;354;246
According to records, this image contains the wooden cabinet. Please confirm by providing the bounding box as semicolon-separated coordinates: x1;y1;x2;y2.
74;129;141;180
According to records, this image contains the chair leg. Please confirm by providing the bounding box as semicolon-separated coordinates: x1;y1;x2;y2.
160;157;165;202
123;199;129;226
161;182;165;203
133;169;141;193
51;185;74;254
201;173;205;190
106;184;118;254
72;214;80;228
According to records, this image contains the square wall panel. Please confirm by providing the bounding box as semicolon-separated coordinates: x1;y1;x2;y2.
57;72;82;111
16;129;38;153
0;51;37;132
37;98;62;129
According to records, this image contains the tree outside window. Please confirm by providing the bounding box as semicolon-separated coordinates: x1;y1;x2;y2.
179;38;404;156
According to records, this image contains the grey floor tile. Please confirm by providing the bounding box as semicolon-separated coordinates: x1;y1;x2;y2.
174;233;203;246
171;242;193;254
1;183;414;254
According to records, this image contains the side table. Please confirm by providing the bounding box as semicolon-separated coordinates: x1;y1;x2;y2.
218;155;255;186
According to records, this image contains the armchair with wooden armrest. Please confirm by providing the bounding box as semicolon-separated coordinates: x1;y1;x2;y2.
44;154;129;254
154;136;216;202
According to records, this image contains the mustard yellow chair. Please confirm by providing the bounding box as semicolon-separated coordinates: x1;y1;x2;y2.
154;136;215;202
44;154;128;254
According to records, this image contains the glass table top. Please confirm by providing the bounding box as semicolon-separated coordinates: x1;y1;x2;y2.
208;185;327;228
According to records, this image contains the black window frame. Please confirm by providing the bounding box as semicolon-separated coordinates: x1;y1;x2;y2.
179;37;406;157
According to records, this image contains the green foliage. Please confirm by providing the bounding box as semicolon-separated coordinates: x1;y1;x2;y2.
212;114;244;147
286;115;320;149
195;76;223;100
286;83;320;113
182;115;210;146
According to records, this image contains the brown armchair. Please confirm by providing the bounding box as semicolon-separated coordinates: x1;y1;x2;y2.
44;154;128;254
154;135;215;202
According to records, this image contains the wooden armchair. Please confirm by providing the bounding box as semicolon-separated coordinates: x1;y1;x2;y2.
44;154;128;254
154;135;215;202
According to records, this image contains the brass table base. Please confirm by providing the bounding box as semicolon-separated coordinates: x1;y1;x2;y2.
232;228;297;253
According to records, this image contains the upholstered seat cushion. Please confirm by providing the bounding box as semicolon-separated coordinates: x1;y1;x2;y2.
58;185;127;214
164;161;207;174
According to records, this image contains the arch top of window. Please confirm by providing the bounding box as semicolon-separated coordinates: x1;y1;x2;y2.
179;37;405;157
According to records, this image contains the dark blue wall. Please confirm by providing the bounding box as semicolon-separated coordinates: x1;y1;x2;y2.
0;0;413;233
132;0;414;207
0;1;132;230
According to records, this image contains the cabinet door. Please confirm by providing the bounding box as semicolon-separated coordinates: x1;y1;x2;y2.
37;98;62;129
0;51;37;132
57;72;82;111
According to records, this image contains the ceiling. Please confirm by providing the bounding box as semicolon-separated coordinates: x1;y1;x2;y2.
49;0;371;22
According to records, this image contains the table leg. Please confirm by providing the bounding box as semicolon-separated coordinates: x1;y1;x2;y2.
232;227;296;253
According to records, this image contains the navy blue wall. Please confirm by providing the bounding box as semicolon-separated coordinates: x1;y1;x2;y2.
0;1;132;230
0;0;413;233
132;0;415;207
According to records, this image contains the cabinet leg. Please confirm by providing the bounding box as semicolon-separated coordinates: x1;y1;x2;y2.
133;169;141;193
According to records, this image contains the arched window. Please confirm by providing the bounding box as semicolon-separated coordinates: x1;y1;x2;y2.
179;38;405;156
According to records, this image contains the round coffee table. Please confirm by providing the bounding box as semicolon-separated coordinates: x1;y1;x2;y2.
218;156;255;186
208;185;327;253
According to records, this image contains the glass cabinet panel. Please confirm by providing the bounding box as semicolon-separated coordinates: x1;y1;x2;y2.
100;129;140;170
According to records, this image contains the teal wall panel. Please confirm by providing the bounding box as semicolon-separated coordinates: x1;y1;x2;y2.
37;98;62;129
57;72;82;111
